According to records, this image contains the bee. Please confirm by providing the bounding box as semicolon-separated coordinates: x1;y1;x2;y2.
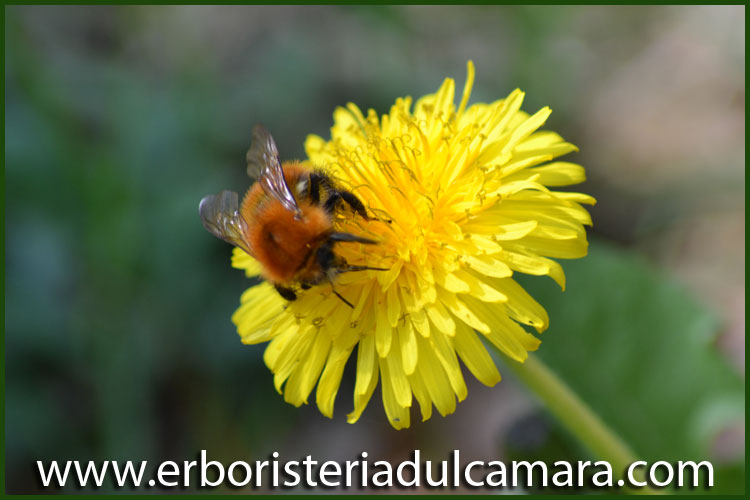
200;124;385;307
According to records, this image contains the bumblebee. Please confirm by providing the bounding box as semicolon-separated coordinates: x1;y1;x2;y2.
200;124;383;306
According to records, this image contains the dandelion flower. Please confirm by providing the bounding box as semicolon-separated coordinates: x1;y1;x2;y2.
231;61;595;429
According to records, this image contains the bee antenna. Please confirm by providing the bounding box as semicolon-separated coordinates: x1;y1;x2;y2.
329;232;378;244
343;264;389;273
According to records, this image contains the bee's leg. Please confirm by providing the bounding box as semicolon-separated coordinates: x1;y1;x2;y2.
321;188;369;220
315;240;336;271
322;192;342;215
314;241;354;308
274;284;297;302
310;170;369;220
331;289;354;308
338;190;369;220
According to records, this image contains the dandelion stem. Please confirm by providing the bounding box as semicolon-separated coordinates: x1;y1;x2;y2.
500;352;657;494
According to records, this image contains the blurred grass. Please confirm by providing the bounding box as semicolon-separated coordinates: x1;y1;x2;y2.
5;5;744;493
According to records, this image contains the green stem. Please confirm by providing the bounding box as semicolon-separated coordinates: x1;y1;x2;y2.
500;352;658;494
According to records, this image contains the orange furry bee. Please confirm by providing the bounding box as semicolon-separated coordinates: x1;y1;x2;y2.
200;124;383;307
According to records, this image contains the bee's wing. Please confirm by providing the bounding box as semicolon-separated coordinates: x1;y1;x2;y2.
246;124;302;217
199;190;253;255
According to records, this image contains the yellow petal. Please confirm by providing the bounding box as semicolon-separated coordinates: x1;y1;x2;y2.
428;329;467;401
398;278;418;312
231;247;263;277
263;320;302;372
463;254;514;278
492;178;549;199
513;141;578;160
386;285;401;327
481;89;525;146
498;153;554;177
426;301;456;337
438;287;490;334
453;269;508;303
457;60;475;118
377;260;403;291
407;370;433;422
491;278;549;332
233;285;285;343
379;352;411;429
496;221;541;242
283;333;331;406
269;325;314;395
316;342;355;418
464;234;504;254
415;335;456;416
348;330;379;424
399;320;418;375
467;299;540;361
497;250;566;289
351;281;374;321
434;266;470;293
502;107;552;154
433;76;456;118
453;322;501;387
515;130;566;151
375;292;393;358
384;333;412;408
272;325;316;385
512;234;589;259
412;308;431;338
528;162;586;186
553;191;597;205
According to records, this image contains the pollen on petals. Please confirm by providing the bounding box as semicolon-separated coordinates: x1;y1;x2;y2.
231;61;595;429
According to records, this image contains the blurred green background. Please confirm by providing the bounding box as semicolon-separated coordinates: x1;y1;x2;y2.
5;5;744;493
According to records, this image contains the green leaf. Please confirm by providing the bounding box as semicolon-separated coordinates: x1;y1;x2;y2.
514;239;744;489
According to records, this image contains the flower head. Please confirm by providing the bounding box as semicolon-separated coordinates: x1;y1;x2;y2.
232;61;595;429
